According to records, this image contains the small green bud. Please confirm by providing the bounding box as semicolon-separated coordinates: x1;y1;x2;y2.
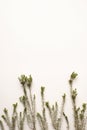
13;103;17;112
71;72;78;80
45;102;49;108
41;86;45;96
3;108;8;114
69;79;72;85
1;115;6;120
18;75;27;86
62;93;66;98
72;89;77;101
37;113;41;118
82;103;86;110
75;107;80;115
13;103;17;108
62;93;66;101
19;96;26;103
27;75;32;87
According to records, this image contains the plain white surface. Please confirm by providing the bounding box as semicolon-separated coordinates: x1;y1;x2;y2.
0;0;87;129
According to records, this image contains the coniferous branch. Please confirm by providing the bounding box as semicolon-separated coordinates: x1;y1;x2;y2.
37;87;48;130
69;72;79;130
78;103;87;130
45;101;58;130
1;108;12;130
58;93;66;130
28;76;36;130
12;103;18;130
18;75;36;130
17;109;26;130
46;93;66;130
69;72;87;130
1;103;18;130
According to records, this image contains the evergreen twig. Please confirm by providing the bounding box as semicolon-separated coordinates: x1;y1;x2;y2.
69;72;87;130
37;87;48;130
46;93;66;130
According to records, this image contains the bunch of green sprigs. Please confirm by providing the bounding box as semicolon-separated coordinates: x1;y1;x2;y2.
0;72;87;130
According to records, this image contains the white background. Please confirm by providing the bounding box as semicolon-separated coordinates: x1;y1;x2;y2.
0;0;87;129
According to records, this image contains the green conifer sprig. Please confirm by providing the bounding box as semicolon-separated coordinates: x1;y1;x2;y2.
18;75;36;130
37;87;48;130
69;72;87;130
46;93;66;130
1;103;18;130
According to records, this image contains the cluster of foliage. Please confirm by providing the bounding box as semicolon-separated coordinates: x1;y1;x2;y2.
0;72;87;130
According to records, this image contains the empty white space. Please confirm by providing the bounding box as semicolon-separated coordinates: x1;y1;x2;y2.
0;0;87;129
